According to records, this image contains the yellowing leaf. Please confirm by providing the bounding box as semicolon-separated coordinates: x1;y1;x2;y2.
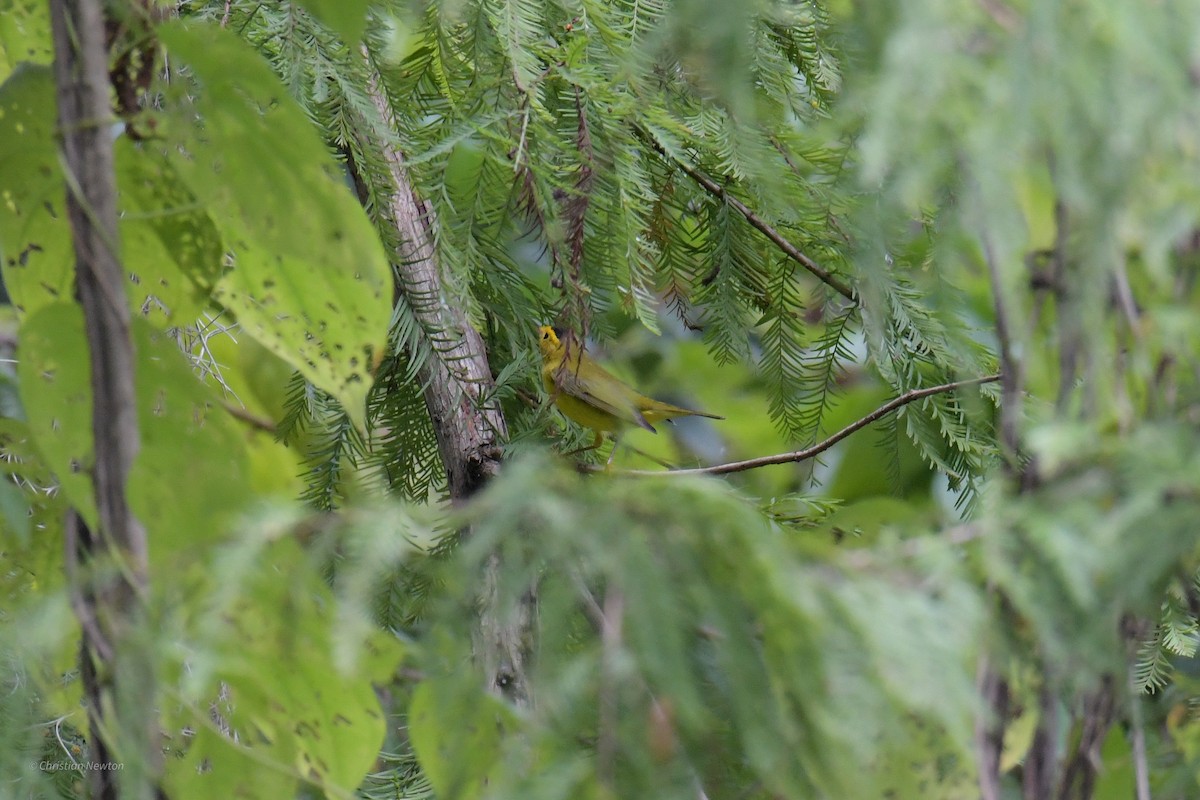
18;303;252;565
157;21;391;427
0;66;73;316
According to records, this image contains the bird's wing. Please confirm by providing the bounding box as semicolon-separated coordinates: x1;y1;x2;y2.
550;361;656;432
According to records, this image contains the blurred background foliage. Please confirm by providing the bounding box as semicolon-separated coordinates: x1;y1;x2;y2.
2;0;1200;798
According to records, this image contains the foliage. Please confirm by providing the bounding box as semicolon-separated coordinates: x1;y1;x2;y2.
1;0;1200;799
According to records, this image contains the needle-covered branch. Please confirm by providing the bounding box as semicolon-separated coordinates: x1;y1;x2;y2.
635;125;856;302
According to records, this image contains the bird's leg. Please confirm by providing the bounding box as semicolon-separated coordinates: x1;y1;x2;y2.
605;434;622;468
623;443;676;469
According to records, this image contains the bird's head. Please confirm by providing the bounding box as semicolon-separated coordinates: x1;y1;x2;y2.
537;325;565;360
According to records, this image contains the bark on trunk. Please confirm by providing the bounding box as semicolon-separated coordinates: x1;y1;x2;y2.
364;64;533;705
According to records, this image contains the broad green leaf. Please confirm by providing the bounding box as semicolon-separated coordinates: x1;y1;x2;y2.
17;302;252;562
0;66;73;315
0;0;52;81
157;21;390;427
116;138;224;324
291;0;371;46
0;414;68;610
17;304;97;525
872;715;976;799
127;322;251;565
1092;725;1136;800
409;673;512;800
165;724;297;800
215;245;381;429
170;535;394;799
0;68;218;323
0;471;30;546
0;417;65;600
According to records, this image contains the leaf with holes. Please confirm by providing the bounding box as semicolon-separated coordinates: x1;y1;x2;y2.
157;21;390;427
409;673;514;800
18;302;251;564
0;0;53;80
16;303;96;525
116;138;224;325
0;66;73;315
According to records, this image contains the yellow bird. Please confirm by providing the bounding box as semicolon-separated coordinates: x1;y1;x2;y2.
537;325;723;458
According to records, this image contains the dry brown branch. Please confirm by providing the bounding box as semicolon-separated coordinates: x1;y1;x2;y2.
598;374;1000;477
220;401;277;434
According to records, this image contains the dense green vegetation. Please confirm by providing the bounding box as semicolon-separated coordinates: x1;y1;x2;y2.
2;0;1200;798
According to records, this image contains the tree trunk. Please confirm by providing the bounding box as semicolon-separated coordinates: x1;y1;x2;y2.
363;63;533;705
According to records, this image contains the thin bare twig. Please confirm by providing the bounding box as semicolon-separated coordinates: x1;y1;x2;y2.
981;233;1022;471
52;715;83;768
597;374;1000;477
1128;675;1151;800
978;0;1020;31
597;587;624;786
220;401;277;434
634;126;856;302
975;657;1009;800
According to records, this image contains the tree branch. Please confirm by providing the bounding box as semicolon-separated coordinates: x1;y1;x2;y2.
601;374;1000;477
634;125;856;302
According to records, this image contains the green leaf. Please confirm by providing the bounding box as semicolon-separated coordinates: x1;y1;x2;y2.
127;321;251;564
1092;725;1136;800
17;302;252;562
165;724;298;800
0;68;220;324
17;303;97;526
157;20;391;427
0;65;73;316
409;673;513;800
0;0;52;81
115;138;224;324
291;0;371;46
168;535;393;799
0;472;30;547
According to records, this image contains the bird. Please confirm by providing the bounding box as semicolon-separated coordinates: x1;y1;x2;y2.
537;325;723;462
